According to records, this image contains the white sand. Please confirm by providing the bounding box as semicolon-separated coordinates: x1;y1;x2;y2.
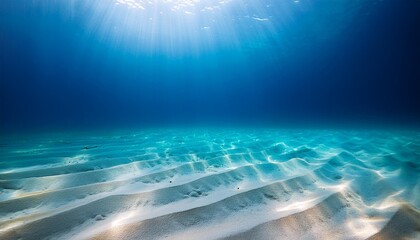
0;129;419;239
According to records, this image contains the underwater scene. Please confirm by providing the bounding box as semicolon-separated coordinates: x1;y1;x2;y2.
0;0;419;239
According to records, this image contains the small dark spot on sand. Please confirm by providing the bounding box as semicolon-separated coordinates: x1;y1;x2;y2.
406;162;419;169
237;187;240;190
83;146;98;150
169;181;172;183
334;175;343;180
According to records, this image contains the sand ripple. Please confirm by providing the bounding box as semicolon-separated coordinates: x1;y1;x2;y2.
0;129;419;239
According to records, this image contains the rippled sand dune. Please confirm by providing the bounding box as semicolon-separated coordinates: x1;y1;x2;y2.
0;129;419;240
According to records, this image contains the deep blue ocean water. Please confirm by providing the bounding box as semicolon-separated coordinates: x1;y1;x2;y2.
1;0;419;130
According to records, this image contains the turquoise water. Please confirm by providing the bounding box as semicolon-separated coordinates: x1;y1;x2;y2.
0;129;419;239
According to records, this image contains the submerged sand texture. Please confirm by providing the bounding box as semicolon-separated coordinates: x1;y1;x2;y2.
0;129;419;240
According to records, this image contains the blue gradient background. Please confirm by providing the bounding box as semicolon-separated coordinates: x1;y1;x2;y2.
0;0;419;131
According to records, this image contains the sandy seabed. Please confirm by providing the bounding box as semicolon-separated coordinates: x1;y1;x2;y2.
0;129;419;240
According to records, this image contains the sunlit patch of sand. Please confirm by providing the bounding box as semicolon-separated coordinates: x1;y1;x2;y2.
0;129;419;239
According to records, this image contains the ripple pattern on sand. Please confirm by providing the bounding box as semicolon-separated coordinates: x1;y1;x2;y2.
0;129;419;239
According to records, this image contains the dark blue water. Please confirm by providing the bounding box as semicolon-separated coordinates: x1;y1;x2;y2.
1;0;419;131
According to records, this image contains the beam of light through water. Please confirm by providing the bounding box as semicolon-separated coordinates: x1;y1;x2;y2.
90;0;290;55
43;0;332;57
